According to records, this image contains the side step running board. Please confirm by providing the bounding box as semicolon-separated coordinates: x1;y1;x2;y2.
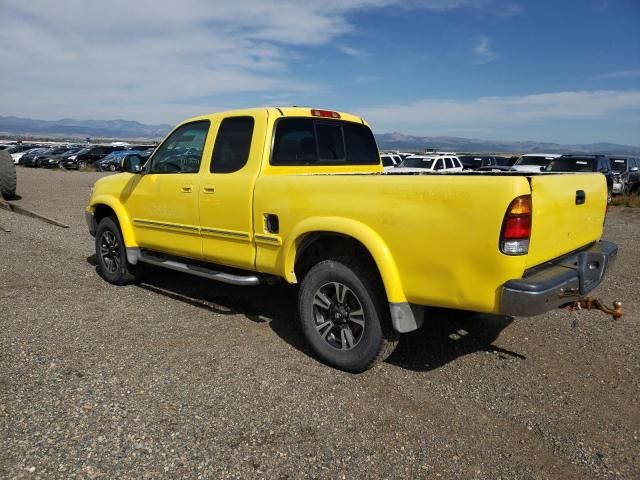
138;251;264;286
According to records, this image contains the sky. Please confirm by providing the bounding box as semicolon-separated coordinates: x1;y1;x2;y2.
0;0;639;145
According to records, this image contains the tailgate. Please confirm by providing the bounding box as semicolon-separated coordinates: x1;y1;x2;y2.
526;173;607;268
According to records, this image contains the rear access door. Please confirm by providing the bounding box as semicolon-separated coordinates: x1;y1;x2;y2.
199;109;269;270
526;172;607;268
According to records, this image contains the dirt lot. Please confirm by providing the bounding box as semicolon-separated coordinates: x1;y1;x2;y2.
1;167;639;479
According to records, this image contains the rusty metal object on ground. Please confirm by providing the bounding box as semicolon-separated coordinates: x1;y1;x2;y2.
0;195;69;229
568;297;624;320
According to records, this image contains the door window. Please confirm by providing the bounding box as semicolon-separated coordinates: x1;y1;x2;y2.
444;158;453;169
149;120;210;174
210;117;254;173
433;159;443;170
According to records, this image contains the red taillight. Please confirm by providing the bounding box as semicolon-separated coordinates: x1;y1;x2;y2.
311;109;341;119
503;215;531;239
500;195;532;255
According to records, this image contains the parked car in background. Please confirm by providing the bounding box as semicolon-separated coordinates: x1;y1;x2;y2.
545;154;614;202
380;153;401;172
127;145;156;154
7;144;41;164
28;145;73;167
43;146;85;169
394;155;464;173
610;156;640;195
95;150;148;172
62;145;126;169
459;155;512;171
511;153;560;172
20;148;51;167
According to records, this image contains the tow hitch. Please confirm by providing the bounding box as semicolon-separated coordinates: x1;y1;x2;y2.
567;297;624;321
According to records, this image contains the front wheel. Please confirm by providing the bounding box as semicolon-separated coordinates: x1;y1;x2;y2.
298;257;398;372
95;217;143;285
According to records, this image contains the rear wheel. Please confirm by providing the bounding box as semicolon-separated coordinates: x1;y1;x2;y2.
298;257;398;372
95;217;143;285
0;150;17;199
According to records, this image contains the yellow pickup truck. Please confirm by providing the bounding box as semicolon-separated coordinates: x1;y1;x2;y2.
86;107;617;372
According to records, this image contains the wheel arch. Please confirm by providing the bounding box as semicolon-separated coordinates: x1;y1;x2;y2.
284;217;406;305
89;196;136;248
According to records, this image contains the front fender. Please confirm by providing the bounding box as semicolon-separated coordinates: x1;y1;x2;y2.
87;195;137;248
283;216;406;304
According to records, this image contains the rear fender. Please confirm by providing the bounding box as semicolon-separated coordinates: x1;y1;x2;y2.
284;217;406;304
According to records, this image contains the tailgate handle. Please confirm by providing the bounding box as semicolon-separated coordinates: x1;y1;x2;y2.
575;190;586;205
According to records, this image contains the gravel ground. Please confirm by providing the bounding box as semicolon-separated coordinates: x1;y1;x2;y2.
1;167;639;479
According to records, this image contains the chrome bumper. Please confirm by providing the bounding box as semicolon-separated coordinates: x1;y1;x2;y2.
85;211;96;237
500;240;618;317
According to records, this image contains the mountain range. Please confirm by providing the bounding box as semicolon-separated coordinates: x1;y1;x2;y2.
1;115;638;155
0;115;171;140
376;132;640;156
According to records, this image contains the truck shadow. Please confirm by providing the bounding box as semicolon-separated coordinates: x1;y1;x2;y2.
386;308;525;372
87;258;525;372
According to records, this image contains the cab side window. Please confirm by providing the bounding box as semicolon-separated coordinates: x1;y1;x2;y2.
210;117;254;173
149;121;210;174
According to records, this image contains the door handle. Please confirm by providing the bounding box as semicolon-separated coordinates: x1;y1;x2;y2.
181;185;193;193
203;186;215;194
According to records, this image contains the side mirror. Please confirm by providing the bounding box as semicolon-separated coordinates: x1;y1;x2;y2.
122;155;144;173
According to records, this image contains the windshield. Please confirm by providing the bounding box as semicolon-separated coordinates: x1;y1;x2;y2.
610;158;627;172
514;156;551;167
546;157;596;172
400;157;435;169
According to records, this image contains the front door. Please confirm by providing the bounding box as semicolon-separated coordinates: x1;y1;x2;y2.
124;120;211;260
199;111;268;269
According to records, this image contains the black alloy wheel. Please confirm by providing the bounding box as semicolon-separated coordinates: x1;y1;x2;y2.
94;217;142;285
298;257;398;372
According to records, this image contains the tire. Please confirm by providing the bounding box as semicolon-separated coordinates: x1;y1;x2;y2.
95;217;143;285
0;150;17;199
108;164;116;172
298;257;398;372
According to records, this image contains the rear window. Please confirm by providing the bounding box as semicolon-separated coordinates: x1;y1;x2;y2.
381;155;394;167
401;157;434;169
610;158;627;172
271;118;378;166
514;156;551;167
458;156;483;167
547;157;596;172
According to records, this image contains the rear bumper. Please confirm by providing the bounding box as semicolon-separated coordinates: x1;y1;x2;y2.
500;240;618;317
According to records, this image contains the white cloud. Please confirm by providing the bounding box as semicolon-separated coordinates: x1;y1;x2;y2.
593;69;640;79
338;45;368;59
358;90;640;133
473;35;496;64
0;0;521;123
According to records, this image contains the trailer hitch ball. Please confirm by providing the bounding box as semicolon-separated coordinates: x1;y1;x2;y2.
568;297;624;320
